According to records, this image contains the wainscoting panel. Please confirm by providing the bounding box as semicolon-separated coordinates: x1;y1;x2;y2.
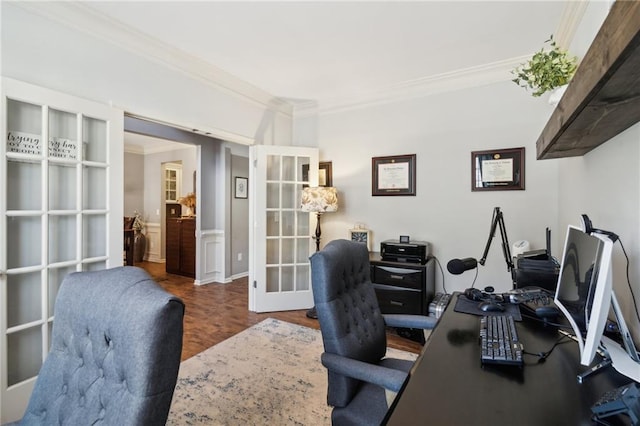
197;229;226;285
144;222;163;263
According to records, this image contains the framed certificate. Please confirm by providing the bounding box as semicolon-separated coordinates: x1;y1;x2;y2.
372;154;416;196
471;147;525;191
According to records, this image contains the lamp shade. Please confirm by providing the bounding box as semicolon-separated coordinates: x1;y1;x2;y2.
301;186;338;213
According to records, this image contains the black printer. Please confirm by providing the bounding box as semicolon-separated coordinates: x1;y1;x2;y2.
380;240;431;264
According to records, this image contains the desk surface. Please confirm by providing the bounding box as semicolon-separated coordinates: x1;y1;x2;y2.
384;293;630;425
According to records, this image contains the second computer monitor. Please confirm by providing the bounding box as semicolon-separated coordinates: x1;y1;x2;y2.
553;225;613;366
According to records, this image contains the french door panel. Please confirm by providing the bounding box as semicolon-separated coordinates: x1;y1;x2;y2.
249;145;318;313
0;78;123;423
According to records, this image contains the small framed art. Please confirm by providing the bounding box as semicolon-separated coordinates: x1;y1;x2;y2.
302;161;333;187
235;177;248;199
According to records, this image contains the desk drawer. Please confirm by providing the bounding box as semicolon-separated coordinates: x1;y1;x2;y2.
371;265;423;290
373;284;422;315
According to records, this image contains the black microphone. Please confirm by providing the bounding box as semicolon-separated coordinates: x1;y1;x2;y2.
447;257;478;275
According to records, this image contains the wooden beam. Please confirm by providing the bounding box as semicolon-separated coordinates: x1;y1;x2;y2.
536;0;640;160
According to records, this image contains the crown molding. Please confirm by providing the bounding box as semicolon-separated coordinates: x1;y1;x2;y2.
295;56;530;117
554;0;589;50
297;1;588;117
14;1;586;120
12;2;293;118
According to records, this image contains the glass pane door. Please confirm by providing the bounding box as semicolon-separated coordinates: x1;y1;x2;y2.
1;78;123;423
250;145;318;312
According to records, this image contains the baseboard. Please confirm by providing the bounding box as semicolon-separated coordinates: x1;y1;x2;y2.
230;272;248;281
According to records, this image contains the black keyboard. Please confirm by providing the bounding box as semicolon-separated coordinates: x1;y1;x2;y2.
479;315;524;367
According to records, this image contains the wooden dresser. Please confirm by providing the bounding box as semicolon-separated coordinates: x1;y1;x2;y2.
166;217;196;277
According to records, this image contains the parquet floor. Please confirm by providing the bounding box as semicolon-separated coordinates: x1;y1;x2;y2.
136;261;423;361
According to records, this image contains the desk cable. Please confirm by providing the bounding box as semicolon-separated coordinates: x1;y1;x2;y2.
432;256;448;294
618;239;640;325
522;334;573;364
519;312;573;330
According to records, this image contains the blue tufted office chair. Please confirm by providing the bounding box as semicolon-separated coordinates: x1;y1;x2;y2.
15;266;184;426
310;239;437;425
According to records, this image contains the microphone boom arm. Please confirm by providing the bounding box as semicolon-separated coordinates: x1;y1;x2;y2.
478;207;514;273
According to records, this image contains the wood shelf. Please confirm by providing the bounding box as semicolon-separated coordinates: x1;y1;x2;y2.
536;1;640;160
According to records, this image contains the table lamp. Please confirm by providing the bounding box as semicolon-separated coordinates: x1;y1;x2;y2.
300;186;338;252
301;186;338;318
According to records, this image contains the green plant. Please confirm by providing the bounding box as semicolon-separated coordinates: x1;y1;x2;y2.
512;35;577;97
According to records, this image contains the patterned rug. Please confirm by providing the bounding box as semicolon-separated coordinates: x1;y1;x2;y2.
167;318;417;425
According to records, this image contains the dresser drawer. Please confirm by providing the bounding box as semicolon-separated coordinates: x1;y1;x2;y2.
373;284;422;315
371;265;423;290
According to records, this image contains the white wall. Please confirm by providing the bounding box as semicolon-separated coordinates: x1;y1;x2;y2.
314;81;559;294
231;155;250;277
124;152;145;216
556;125;640;342
0;3;292;146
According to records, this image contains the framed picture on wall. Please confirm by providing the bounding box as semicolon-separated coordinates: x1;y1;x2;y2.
302;161;333;187
471;147;525;191
372;154;416;196
235;177;248;199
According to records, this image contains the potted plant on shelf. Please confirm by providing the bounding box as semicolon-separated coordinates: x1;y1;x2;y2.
511;35;578;102
178;192;196;217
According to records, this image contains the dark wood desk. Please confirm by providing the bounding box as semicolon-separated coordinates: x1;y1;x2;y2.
384;293;631;425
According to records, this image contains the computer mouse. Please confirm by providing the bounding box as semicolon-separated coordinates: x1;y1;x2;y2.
478;301;505;312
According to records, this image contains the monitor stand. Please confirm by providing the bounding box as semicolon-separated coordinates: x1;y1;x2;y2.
602;290;640;382
574;289;639;384
577;357;612;384
601;336;640;382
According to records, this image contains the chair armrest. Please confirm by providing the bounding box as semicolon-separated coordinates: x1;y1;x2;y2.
382;314;437;330
321;352;408;392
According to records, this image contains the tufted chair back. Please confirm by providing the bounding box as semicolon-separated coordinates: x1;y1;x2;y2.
311;239;387;408
18;266;184;426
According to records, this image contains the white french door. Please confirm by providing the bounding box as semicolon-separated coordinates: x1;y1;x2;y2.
0;78;123;423
249;145;318;312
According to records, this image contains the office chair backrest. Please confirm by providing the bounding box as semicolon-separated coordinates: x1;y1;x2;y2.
19;266;184;426
311;239;387;407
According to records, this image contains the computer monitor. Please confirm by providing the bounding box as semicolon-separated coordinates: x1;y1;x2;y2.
553;225;613;366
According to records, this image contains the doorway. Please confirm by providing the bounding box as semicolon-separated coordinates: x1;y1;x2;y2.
122;115;251;285
123;132;197;272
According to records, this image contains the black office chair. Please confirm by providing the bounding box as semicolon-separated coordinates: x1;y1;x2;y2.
310;239;437;425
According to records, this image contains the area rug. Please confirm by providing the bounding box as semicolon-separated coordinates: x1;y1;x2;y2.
167;318;418;425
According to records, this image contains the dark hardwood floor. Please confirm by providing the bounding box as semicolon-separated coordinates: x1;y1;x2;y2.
136;261;423;361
